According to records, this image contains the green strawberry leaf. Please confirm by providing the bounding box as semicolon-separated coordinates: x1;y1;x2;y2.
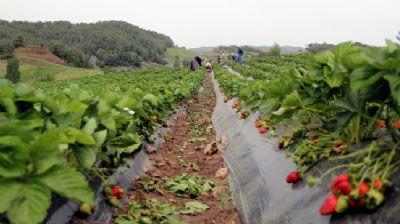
0;180;22;213
38;165;94;204
30;130;61;175
180;201;209;215
73;146;97;168
7;182;51;224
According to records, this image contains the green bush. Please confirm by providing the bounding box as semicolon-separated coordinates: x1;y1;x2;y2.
13;36;24;48
268;43;281;56
173;56;181;69
5;57;21;83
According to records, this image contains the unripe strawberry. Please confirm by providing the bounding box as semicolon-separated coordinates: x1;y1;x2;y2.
109;196;120;206
365;188;384;210
307;177;317;187
80;203;92;215
335;196;349;213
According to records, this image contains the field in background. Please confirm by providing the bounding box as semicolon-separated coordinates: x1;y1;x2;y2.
165;47;217;67
0;56;102;83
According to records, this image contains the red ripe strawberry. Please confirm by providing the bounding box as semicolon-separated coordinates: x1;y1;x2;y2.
349;198;365;208
349;199;357;207
255;120;261;128
311;135;319;141
286;171;301;183
112;185;124;199
358;182;370;197
349;199;362;208
376;120;386;128
278;141;284;149
259;126;267;134
331;174;349;187
332;180;351;195
240;114;245;120
331;173;351;195
392;121;400;128
373;179;383;190
320;194;338;215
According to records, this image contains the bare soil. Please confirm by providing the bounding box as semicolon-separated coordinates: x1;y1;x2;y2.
131;73;241;224
13;45;67;65
73;72;241;224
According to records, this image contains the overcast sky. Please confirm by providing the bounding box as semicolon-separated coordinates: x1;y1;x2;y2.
0;0;399;48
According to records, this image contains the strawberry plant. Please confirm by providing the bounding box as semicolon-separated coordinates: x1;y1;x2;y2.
0;68;204;223
216;39;400;217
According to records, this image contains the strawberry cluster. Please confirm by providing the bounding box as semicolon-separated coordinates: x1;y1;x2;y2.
104;184;125;206
392;121;400;129
231;101;241;109
320;174;385;216
376;120;386;128
112;185;124;199
240;111;249;120
224;96;234;103
255;116;268;134
376;120;400;129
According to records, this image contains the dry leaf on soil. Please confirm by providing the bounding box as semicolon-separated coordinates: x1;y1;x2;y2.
215;167;228;179
145;144;157;154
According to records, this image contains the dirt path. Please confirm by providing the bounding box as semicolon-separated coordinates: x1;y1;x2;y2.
113;72;241;224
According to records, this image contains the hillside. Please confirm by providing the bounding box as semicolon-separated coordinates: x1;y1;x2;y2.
0;45;102;83
0;20;174;68
13;45;67;65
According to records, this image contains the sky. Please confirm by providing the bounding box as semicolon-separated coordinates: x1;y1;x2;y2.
0;0;399;48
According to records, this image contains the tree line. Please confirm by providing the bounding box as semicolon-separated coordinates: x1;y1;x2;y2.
0;20;174;68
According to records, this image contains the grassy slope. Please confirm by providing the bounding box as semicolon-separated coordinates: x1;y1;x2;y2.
165;47;217;67
0;56;102;83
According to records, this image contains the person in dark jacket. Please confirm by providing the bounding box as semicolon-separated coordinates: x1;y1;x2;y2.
190;56;202;71
238;47;243;66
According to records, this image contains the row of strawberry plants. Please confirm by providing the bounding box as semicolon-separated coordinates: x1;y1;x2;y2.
226;54;310;80
0;68;204;224
216;40;400;216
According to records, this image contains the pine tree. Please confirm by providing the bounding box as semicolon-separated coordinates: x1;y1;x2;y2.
5;57;21;83
13;36;24;48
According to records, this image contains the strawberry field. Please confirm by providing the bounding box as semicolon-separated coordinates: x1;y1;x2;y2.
1;40;400;224
213;40;400;223
0;68;209;224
